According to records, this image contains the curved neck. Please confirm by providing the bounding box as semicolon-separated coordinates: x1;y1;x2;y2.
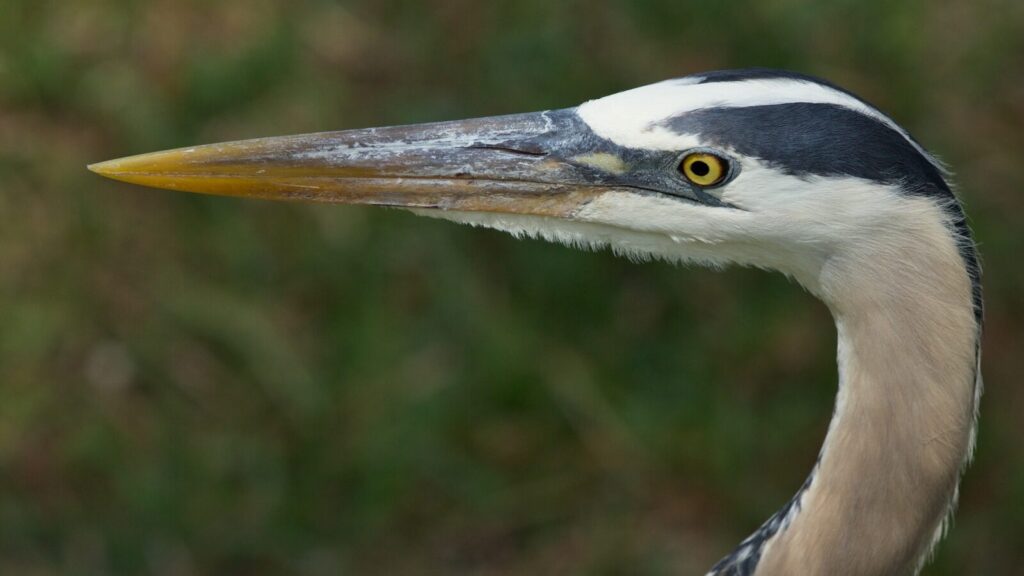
711;202;981;576
755;302;978;575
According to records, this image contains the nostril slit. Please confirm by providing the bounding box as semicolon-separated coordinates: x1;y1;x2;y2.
468;144;548;157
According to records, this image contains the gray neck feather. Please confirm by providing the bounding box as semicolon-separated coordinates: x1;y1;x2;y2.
710;201;980;576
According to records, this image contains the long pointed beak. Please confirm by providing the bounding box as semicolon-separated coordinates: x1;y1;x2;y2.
89;111;624;218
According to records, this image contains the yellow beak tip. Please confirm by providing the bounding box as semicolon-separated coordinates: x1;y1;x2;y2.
88;160;120;177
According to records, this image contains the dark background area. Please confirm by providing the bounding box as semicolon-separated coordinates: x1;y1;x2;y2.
1;1;1022;574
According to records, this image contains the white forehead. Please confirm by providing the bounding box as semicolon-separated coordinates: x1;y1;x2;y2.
576;76;928;161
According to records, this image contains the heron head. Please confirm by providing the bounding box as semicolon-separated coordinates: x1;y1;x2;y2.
90;69;969;296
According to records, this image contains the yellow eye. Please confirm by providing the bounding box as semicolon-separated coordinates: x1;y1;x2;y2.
680;153;727;186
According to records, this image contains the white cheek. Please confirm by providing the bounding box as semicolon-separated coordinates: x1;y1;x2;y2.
573;161;916;288
573;191;782;271
575;191;748;244
722;160;901;243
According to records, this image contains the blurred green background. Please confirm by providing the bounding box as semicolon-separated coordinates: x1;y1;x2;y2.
1;1;1022;574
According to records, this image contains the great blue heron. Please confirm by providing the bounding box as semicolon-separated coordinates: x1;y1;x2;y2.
89;69;982;576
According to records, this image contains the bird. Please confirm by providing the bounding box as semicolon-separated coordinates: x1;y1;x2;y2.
89;69;982;576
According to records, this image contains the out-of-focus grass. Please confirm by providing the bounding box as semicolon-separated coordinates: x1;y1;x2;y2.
0;1;1022;574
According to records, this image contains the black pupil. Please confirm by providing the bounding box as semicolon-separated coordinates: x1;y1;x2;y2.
690;160;711;177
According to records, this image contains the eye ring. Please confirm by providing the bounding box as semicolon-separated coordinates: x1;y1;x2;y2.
679;152;729;187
